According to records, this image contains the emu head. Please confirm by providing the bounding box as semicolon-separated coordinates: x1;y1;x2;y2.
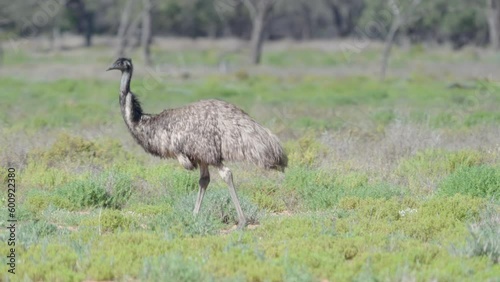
107;58;133;72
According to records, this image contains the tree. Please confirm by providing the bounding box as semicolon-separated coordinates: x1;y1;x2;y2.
116;0;133;57
487;0;500;49
324;0;364;38
66;0;95;47
141;0;153;66
244;0;276;65
115;0;145;56
380;0;421;81
272;0;332;39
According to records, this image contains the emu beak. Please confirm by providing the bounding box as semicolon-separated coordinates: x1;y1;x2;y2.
106;62;118;71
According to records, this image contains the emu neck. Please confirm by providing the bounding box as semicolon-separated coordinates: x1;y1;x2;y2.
119;69;143;127
120;69;132;93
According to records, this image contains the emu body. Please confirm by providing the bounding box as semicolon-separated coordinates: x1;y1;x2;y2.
107;58;287;228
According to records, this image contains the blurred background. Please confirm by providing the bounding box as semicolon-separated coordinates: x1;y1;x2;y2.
0;1;499;281
0;0;500;78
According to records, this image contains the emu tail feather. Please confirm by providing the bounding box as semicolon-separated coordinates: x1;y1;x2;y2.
221;121;287;171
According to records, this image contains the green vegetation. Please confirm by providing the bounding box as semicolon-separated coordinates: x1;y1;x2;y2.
439;166;500;199
0;46;499;281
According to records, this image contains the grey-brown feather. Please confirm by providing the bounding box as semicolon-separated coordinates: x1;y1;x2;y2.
124;96;287;171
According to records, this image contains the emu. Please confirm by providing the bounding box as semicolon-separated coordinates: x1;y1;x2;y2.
106;58;287;228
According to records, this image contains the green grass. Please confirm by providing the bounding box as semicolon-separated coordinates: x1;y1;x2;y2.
439;166;500;199
4;134;497;280
1;71;499;132
0;46;499;281
2;195;497;281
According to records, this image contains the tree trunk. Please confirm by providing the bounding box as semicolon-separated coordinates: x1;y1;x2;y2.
250;10;265;64
127;12;144;49
248;0;274;65
380;0;420;81
380;16;400;81
0;45;3;67
65;0;92;48
327;1;350;38
487;0;500;50
141;0;153;66
300;3;312;40
116;0;133;57
51;26;62;51
84;12;94;47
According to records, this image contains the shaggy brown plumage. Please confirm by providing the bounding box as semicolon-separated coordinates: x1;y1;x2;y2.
107;58;287;228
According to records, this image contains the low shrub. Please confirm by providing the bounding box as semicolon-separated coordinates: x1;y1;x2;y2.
285;134;328;167
55;170;133;210
396;149;487;192
20;164;73;191
28;133;134;168
94;209;136;232
463;209;500;263
19;243;83;282
438;166;500;199
335;195;484;242
283;264;316;282
17;220;59;247
24;190;52;214
285;167;404;211
398;195;484;242
240;178;287;212
140;254;212;282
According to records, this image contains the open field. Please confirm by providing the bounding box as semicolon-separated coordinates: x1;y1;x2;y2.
0;38;499;281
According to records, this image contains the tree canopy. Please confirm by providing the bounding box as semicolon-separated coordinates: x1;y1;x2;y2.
0;0;494;49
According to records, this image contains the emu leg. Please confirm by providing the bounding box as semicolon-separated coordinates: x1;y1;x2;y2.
218;166;247;228
193;164;210;215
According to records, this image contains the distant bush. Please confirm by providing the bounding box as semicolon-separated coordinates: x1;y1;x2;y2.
438;166;500;198
430;112;458;128
234;69;250;81
28;133;134;168
465;111;500;127
373;109;396;128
